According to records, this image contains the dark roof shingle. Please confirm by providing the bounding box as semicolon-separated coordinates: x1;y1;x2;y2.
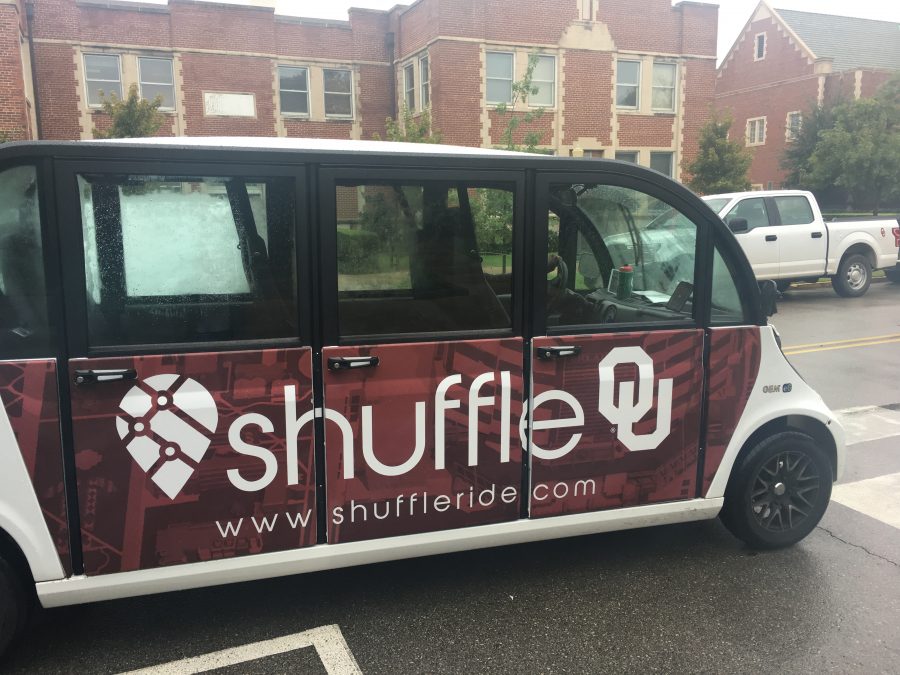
776;8;900;71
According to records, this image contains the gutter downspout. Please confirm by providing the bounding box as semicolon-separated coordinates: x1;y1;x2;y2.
25;1;42;139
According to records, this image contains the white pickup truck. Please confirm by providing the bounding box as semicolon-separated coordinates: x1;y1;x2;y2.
703;190;900;297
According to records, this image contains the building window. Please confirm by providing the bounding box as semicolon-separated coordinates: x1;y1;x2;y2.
279;66;309;116
651;62;677;112
746;117;766;146
324;69;353;118
615;151;638;163
754;33;766;61
137;57;175;110
403;63;415;110
531;55;556;107
84;53;121;107
420;55;430;108
650;152;674;177
486;52;514;104
616;60;641;109
786;111;802;141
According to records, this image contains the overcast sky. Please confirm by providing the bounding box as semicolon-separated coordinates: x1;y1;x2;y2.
135;0;900;64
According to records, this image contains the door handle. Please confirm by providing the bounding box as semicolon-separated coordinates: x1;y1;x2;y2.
328;356;380;371
765;235;777;242
811;232;823;239
74;369;137;385
536;346;582;360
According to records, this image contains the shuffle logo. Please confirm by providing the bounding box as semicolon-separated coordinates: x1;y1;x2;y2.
116;375;219;499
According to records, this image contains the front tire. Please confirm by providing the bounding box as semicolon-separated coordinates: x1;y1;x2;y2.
721;432;832;549
0;554;30;659
832;253;871;297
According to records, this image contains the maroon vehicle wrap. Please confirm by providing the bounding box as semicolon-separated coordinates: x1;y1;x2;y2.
68;348;315;576
322;338;524;544
702;326;762;495
530;330;704;517
0;360;71;574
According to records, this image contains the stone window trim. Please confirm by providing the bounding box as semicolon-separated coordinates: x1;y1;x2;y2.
323;68;354;119
137;56;176;111
403;62;416;111
419;54;430;109
785;111;802;142
754;32;767;61
650;61;677;113
278;65;310;118
485;50;515;106
83;52;122;108
746;116;766;146
615;59;641;110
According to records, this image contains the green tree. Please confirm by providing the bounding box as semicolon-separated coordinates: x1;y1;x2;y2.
780;102;838;189
374;103;442;143
809;94;900;214
94;83;165;139
494;53;547;152
685;111;752;194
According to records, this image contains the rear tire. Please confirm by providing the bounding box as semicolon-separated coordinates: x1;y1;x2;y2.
831;253;871;297
0;554;30;659
775;280;791;293
886;267;900;284
721;432;832;549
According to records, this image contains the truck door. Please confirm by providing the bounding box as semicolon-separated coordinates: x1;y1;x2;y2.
57;162;316;576
766;194;826;278
318;170;526;544
529;174;705;517
722;197;778;279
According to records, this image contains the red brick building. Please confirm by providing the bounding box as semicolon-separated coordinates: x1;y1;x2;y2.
1;0;719;180
715;1;899;189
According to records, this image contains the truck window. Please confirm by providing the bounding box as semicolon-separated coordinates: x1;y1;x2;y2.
710;244;748;325
77;173;298;347
0;165;51;357
772;195;814;225
334;180;514;337
545;183;697;327
724;197;770;230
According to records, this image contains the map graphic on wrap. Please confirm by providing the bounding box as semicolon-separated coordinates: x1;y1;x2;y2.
115;374;219;499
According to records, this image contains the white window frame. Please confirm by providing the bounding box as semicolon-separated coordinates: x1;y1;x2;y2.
403;63;415;111
486;51;515;105
137;56;175;111
746;117;766;146
278;65;310;117
785;111;802;142
754;33;767;61
615;59;641;110
651;61;677;112
615;150;638;163
83;53;122;108
323;68;354;119
530;54;556;108
419;55;430;109
650;151;674;178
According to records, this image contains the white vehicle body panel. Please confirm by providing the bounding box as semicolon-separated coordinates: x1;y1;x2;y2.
706;326;846;498
706;190;898;281
0;376;66;582
36;496;722;608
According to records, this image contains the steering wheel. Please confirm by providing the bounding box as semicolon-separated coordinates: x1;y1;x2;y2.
547;255;568;289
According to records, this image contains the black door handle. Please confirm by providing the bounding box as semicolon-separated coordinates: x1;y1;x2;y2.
536;346;582;360
328;356;380;371
74;369;137;385
765;235;777;242
811;232;823;239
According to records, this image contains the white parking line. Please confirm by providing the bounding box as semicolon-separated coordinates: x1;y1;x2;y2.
831;472;900;531
835;405;900;446
118;624;362;675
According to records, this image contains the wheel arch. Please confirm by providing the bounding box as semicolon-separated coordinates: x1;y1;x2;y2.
837;241;877;270
0;526;34;590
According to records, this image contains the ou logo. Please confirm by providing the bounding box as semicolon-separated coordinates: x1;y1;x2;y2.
116;374;219;499
598;346;673;452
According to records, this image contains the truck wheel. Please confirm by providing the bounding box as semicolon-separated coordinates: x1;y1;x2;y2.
0;554;30;659
832;253;871;297
721;432;832;550
775;280;791;293
886;268;900;284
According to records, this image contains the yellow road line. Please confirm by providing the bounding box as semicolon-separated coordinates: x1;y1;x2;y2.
784;337;900;355
782;332;900;351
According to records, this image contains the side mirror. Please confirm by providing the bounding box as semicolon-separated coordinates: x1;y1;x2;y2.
759;279;778;317
727;217;749;234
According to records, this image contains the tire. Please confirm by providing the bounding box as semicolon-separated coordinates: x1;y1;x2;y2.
0;554;30;659
831;253;872;297
775;280;792;293
721;432;832;550
886;267;900;284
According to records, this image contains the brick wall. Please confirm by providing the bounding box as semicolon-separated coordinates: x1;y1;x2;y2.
488;109;554;147
680;57;715;177
562;50;612;147
597;0;715;57
33;42;79;140
0;2;27;140
617;115;673;148
429;40;481;147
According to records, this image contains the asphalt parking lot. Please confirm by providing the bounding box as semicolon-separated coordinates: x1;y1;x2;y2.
3;281;899;675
